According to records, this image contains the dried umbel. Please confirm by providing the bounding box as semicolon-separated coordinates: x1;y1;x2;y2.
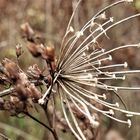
39;0;140;139
0;0;140;140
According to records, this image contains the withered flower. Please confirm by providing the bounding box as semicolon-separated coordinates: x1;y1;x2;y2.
16;44;24;58
28;84;42;101
20;22;35;41
37;0;140;139
26;42;44;57
27;64;43;79
2;58;20;80
41;45;55;61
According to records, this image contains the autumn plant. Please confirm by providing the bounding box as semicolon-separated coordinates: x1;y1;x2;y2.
0;0;140;140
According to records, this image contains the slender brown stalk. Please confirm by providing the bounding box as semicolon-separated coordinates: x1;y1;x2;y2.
43;107;59;140
0;133;10;140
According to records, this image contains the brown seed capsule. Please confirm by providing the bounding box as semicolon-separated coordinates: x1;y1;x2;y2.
16;44;24;58
15;84;29;100
2;58;20;80
15;101;25;113
41;45;55;61
34;33;46;44
10;96;20;104
28;84;42;101
26;43;43;57
20;22;34;39
50;61;56;72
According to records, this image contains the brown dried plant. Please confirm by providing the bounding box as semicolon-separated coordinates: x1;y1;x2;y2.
0;0;140;140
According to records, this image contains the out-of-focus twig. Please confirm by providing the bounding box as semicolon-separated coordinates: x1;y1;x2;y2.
0;87;15;97
0;122;38;140
0;133;10;140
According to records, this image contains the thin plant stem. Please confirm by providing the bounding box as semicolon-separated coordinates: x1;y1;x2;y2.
25;111;59;140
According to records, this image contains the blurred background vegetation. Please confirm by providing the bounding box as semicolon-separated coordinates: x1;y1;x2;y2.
0;0;140;140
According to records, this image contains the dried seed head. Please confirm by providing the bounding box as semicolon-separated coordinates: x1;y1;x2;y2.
42;45;55;61
26;43;43;57
15;84;29;100
27;64;43;79
28;84;42;101
20;22;34;39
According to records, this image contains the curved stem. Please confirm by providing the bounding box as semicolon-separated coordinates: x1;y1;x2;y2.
24;112;59;140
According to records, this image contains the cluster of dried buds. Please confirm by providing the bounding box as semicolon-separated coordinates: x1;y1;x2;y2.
0;22;57;116
0;58;42;115
20;22;56;72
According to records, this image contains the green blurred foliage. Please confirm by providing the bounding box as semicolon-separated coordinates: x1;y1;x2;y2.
135;0;140;11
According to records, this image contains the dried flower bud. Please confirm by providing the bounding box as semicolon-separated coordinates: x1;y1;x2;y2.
15;84;29;100
10;99;25;116
27;64;42;79
41;45;55;61
16;44;24;58
50;61;56;72
20;22;34;40
28;84;42;101
14;101;25;114
34;33;46;44
18;73;28;85
83;129;94;140
26;43;43;57
10;96;20;103
2;58;20;80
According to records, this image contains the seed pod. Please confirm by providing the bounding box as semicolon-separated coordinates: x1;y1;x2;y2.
41;45;55;61
15;84;28;100
28;84;42;101
16;44;24;58
2;58;20;80
20;22;34;40
27;64;42;79
34;33;46;44
10;96;20;104
26;43;44;57
50;61;56;72
15;101;25;113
